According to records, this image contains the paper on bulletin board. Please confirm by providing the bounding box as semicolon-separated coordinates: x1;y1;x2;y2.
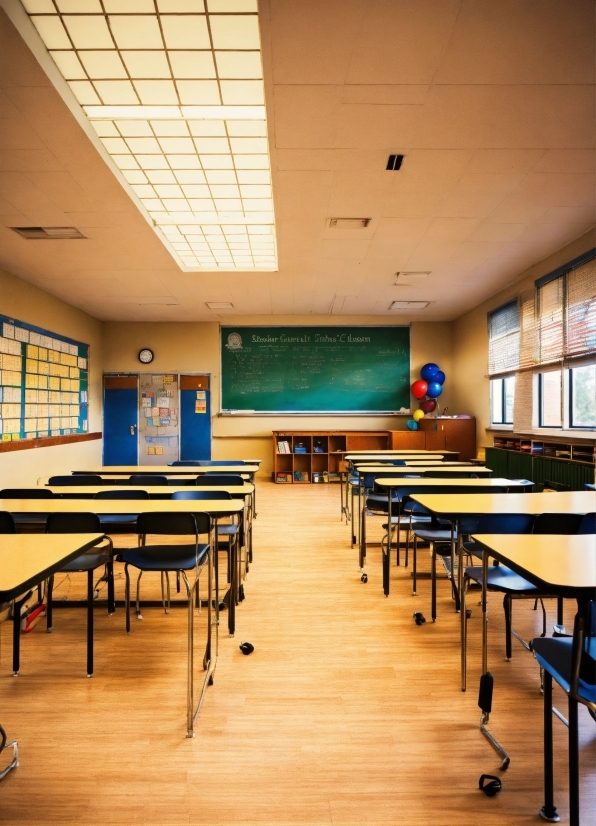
195;389;206;413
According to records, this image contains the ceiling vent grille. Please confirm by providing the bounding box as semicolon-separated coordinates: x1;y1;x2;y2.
390;301;429;310
395;271;431;285
386;154;404;171
328;218;371;229
206;302;234;310
11;226;87;240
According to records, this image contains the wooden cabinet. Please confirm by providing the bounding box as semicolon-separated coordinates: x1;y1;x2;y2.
272;430;389;483
418;418;476;461
387;430;426;449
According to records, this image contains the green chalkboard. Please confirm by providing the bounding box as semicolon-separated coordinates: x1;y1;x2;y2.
220;326;410;413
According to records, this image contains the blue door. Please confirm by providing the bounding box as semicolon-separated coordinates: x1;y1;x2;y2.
180;375;211;460
103;375;138;466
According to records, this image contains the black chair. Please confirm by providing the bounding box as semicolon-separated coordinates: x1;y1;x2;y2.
198;460;246;466
531;604;596;824
169;461;202;466
121;512;210;631
128;475;168;486
0;511;16;534
423;471;478;478
45;512;113;677
196;475;244;486
1;488;54;498
577;512;596;534
173;491;238;582
0;721;18;781
94;489;150;533
48;475;102;486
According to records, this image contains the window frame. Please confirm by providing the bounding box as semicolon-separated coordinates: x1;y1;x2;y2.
568;360;596;431
490;374;515;426
537;368;563;429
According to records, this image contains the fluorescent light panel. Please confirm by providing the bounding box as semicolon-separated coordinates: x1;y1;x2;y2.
23;0;276;272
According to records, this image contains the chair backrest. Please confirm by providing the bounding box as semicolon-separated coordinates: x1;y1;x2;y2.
387;460;406;466
0;511;16;533
136;510;210;536
423;471;476;478
0;488;54;499
172;490;232;500
577;513;596;534
95;489;150;500
474;513;535;534
169;461;201;466
543;480;571;493
46;512;102;533
128;475;168;486
199;460;245;466
532;513;584;534
196;475;243;486
48;475;102;486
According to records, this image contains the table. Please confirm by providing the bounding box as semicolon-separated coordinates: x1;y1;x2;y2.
0;498;244;638
0;533;105;778
372;479;534;594
471;533;596;820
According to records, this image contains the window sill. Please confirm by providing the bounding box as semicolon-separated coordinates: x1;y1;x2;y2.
486;425;513;432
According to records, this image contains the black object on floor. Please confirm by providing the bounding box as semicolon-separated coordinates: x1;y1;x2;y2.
239;641;254;655
413;612;426;626
479;774;502;797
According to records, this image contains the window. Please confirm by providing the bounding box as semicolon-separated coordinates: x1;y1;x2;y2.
538;370;562;427
490;375;515;425
569;362;596;428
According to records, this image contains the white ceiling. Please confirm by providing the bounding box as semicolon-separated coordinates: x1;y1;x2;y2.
1;0;594;322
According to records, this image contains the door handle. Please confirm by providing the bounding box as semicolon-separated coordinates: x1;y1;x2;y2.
130;424;136;435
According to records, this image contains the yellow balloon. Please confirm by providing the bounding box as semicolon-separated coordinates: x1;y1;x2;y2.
413;409;425;421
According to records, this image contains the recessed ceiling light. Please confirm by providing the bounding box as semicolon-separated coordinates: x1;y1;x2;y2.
206;302;234;310
389;301;430;310
328;218;371;228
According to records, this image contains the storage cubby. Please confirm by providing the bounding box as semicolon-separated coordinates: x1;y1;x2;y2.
488;432;595;490
272;431;389;483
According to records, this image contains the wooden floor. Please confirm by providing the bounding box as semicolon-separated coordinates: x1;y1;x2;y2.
1;482;594;825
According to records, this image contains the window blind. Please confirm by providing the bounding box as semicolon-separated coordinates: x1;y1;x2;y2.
487;300;520;376
537;276;565;365
518;289;538;371
566;257;596;360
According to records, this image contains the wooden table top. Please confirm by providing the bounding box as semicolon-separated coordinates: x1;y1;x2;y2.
72;465;258;475
42;483;254;496
471;534;596;594
0;534;105;601
0;498;244;516
353;461;474;467
376;477;529;489
345;451;455;458
354;465;493;476
412;490;596;516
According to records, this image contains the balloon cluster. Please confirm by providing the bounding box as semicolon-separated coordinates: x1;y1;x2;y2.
407;363;446;430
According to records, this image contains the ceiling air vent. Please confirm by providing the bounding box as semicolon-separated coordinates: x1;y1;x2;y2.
390;301;429;310
386;154;404;171
328;218;371;229
206;302;234;309
11;226;87;240
395;271;431;285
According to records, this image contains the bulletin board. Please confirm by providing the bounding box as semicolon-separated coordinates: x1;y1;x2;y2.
0;313;89;442
139;373;179;465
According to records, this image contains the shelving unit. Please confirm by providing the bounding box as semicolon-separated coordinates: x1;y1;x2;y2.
273;431;389;483
487;433;595;490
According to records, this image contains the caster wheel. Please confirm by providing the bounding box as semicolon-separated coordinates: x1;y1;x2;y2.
361;573;368;583
466;609;472;619
413;611;426;626
208;675;214;685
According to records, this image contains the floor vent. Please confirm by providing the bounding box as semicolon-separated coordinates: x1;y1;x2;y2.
11;226;87;240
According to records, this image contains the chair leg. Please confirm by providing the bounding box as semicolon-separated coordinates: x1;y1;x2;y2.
86;569;94;677
46;575;54;633
540;671;559;822
176;571;181;594
412;534;418;595
557;597;564;627
106;538;115;614
396;518;400;567
124;564;131;634
568;697;579;826
431;544;437;621
136;572;143;620
504;593;512;661
166;571;171;613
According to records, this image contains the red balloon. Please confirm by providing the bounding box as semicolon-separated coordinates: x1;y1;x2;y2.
411;380;428;400
420;398;437;413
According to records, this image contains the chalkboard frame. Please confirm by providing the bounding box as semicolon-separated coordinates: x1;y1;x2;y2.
220;325;411;414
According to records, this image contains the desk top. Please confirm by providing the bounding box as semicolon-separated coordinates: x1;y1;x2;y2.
0;534;104;601
471;534;596;595
353;461;473;467
345;452;454;459
42;483;254;496
0;498;244;516
354;465;492;476
413;490;595;516
73;464;258;475
376;477;528;489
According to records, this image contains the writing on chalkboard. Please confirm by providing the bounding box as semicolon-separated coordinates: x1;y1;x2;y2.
221;326;410;413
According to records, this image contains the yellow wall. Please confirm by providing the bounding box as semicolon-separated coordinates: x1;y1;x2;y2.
451;230;595;457
0;266;103;488
103;318;454;476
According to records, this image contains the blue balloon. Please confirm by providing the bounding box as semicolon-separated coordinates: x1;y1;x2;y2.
420;362;440;382
406;419;419;431
435;370;446;385
426;382;443;399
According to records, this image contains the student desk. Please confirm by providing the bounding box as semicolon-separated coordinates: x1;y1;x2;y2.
371;478;533;593
348;464;494;547
344;450;460;458
411;491;595;691
0;533;105;778
471;533;596;816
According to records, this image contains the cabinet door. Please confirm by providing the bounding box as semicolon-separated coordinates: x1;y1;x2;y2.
443;419;476;461
420;420;447;451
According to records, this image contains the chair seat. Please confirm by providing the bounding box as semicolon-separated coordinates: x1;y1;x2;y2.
62;552;109;572
99;514;137;525
532;637;596;704
217;524;238;535
413;529;455;543
121;544;209;571
463;540;482;559
382;516;432;528
466;565;540;593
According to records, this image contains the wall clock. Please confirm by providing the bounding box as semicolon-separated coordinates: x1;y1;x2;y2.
138;348;154;364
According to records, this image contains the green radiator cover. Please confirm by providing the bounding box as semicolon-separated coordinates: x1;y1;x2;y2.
487;448;593;490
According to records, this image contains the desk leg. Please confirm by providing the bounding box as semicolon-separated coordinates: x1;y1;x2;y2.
350;485;356;547
568;697;579;826
252;473;257;518
383;489;391;596
12;592;31;676
228;517;237;636
458;524;466;691
450;522;460;612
